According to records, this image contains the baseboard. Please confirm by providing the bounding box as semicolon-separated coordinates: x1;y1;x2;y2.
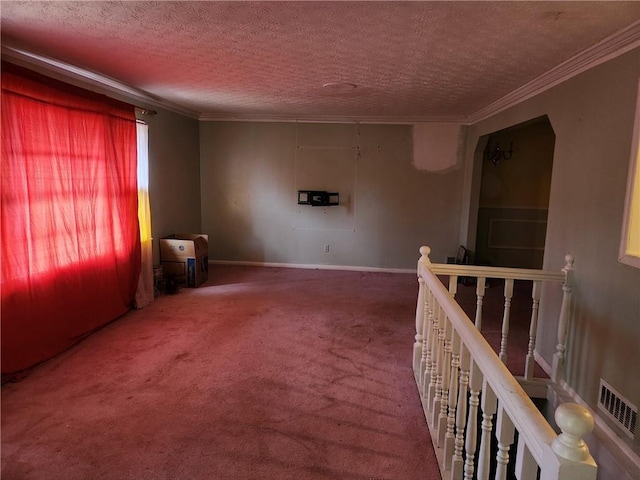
209;259;415;274
548;380;640;480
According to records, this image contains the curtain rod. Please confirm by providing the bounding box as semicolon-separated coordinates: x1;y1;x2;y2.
135;107;157;116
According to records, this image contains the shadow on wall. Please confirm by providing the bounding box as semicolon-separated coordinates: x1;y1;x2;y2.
226;201;265;264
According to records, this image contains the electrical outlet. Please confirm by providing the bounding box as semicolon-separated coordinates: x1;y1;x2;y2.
324;244;330;253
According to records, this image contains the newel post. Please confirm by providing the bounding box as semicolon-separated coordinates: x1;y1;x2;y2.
414;246;431;375
540;403;597;480
552;254;574;384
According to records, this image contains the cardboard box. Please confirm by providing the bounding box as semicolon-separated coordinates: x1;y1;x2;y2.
159;234;209;287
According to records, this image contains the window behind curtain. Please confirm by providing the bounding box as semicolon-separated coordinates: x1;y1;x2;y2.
1;62;141;376
135;121;154;308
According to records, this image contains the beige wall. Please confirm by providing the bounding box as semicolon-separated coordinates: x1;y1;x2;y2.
464;48;640;455
479;119;554;209
199;122;465;270
143;109;201;264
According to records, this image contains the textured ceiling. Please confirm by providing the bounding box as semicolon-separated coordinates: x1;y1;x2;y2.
2;1;640;122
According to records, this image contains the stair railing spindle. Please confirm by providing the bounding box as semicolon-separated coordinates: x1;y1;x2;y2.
477;381;497;480
414;275;425;376
474;277;486;329
499;279;514;364
515;435;538;480
423;287;436;400
428;298;441;410
494;404;516;480
444;329;461;471
419;284;431;390
463;360;483;480
524;280;542;380
432;304;445;427
438;313;453;447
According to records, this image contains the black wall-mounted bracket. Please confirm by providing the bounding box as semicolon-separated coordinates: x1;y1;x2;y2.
297;190;339;206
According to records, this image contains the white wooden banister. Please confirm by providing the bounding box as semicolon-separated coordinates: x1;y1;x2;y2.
427;253;571;383
414;246;596;480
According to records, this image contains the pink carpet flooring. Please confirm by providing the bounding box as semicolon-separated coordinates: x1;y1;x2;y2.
2;266;443;480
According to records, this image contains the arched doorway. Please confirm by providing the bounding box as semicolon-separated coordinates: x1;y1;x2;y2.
473;116;555;269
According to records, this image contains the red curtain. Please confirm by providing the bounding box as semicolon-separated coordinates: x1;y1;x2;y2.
1;63;141;376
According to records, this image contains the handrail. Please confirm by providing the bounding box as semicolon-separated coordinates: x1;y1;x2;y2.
414;246;596;479
426;253;575;382
428;262;565;283
420;256;555;463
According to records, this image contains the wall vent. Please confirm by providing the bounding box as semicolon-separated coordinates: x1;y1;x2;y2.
598;379;637;439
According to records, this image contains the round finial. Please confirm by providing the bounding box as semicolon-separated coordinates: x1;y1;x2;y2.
551;403;594;461
555;403;594;438
564;254;574;268
420;246;431;257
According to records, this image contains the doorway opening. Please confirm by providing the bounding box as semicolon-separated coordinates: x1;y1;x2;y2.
473;116;555;269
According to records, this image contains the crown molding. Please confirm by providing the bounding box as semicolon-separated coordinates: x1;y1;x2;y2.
1;42;461;124
198;113;465;124
467;21;640;124
1;42;200;119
